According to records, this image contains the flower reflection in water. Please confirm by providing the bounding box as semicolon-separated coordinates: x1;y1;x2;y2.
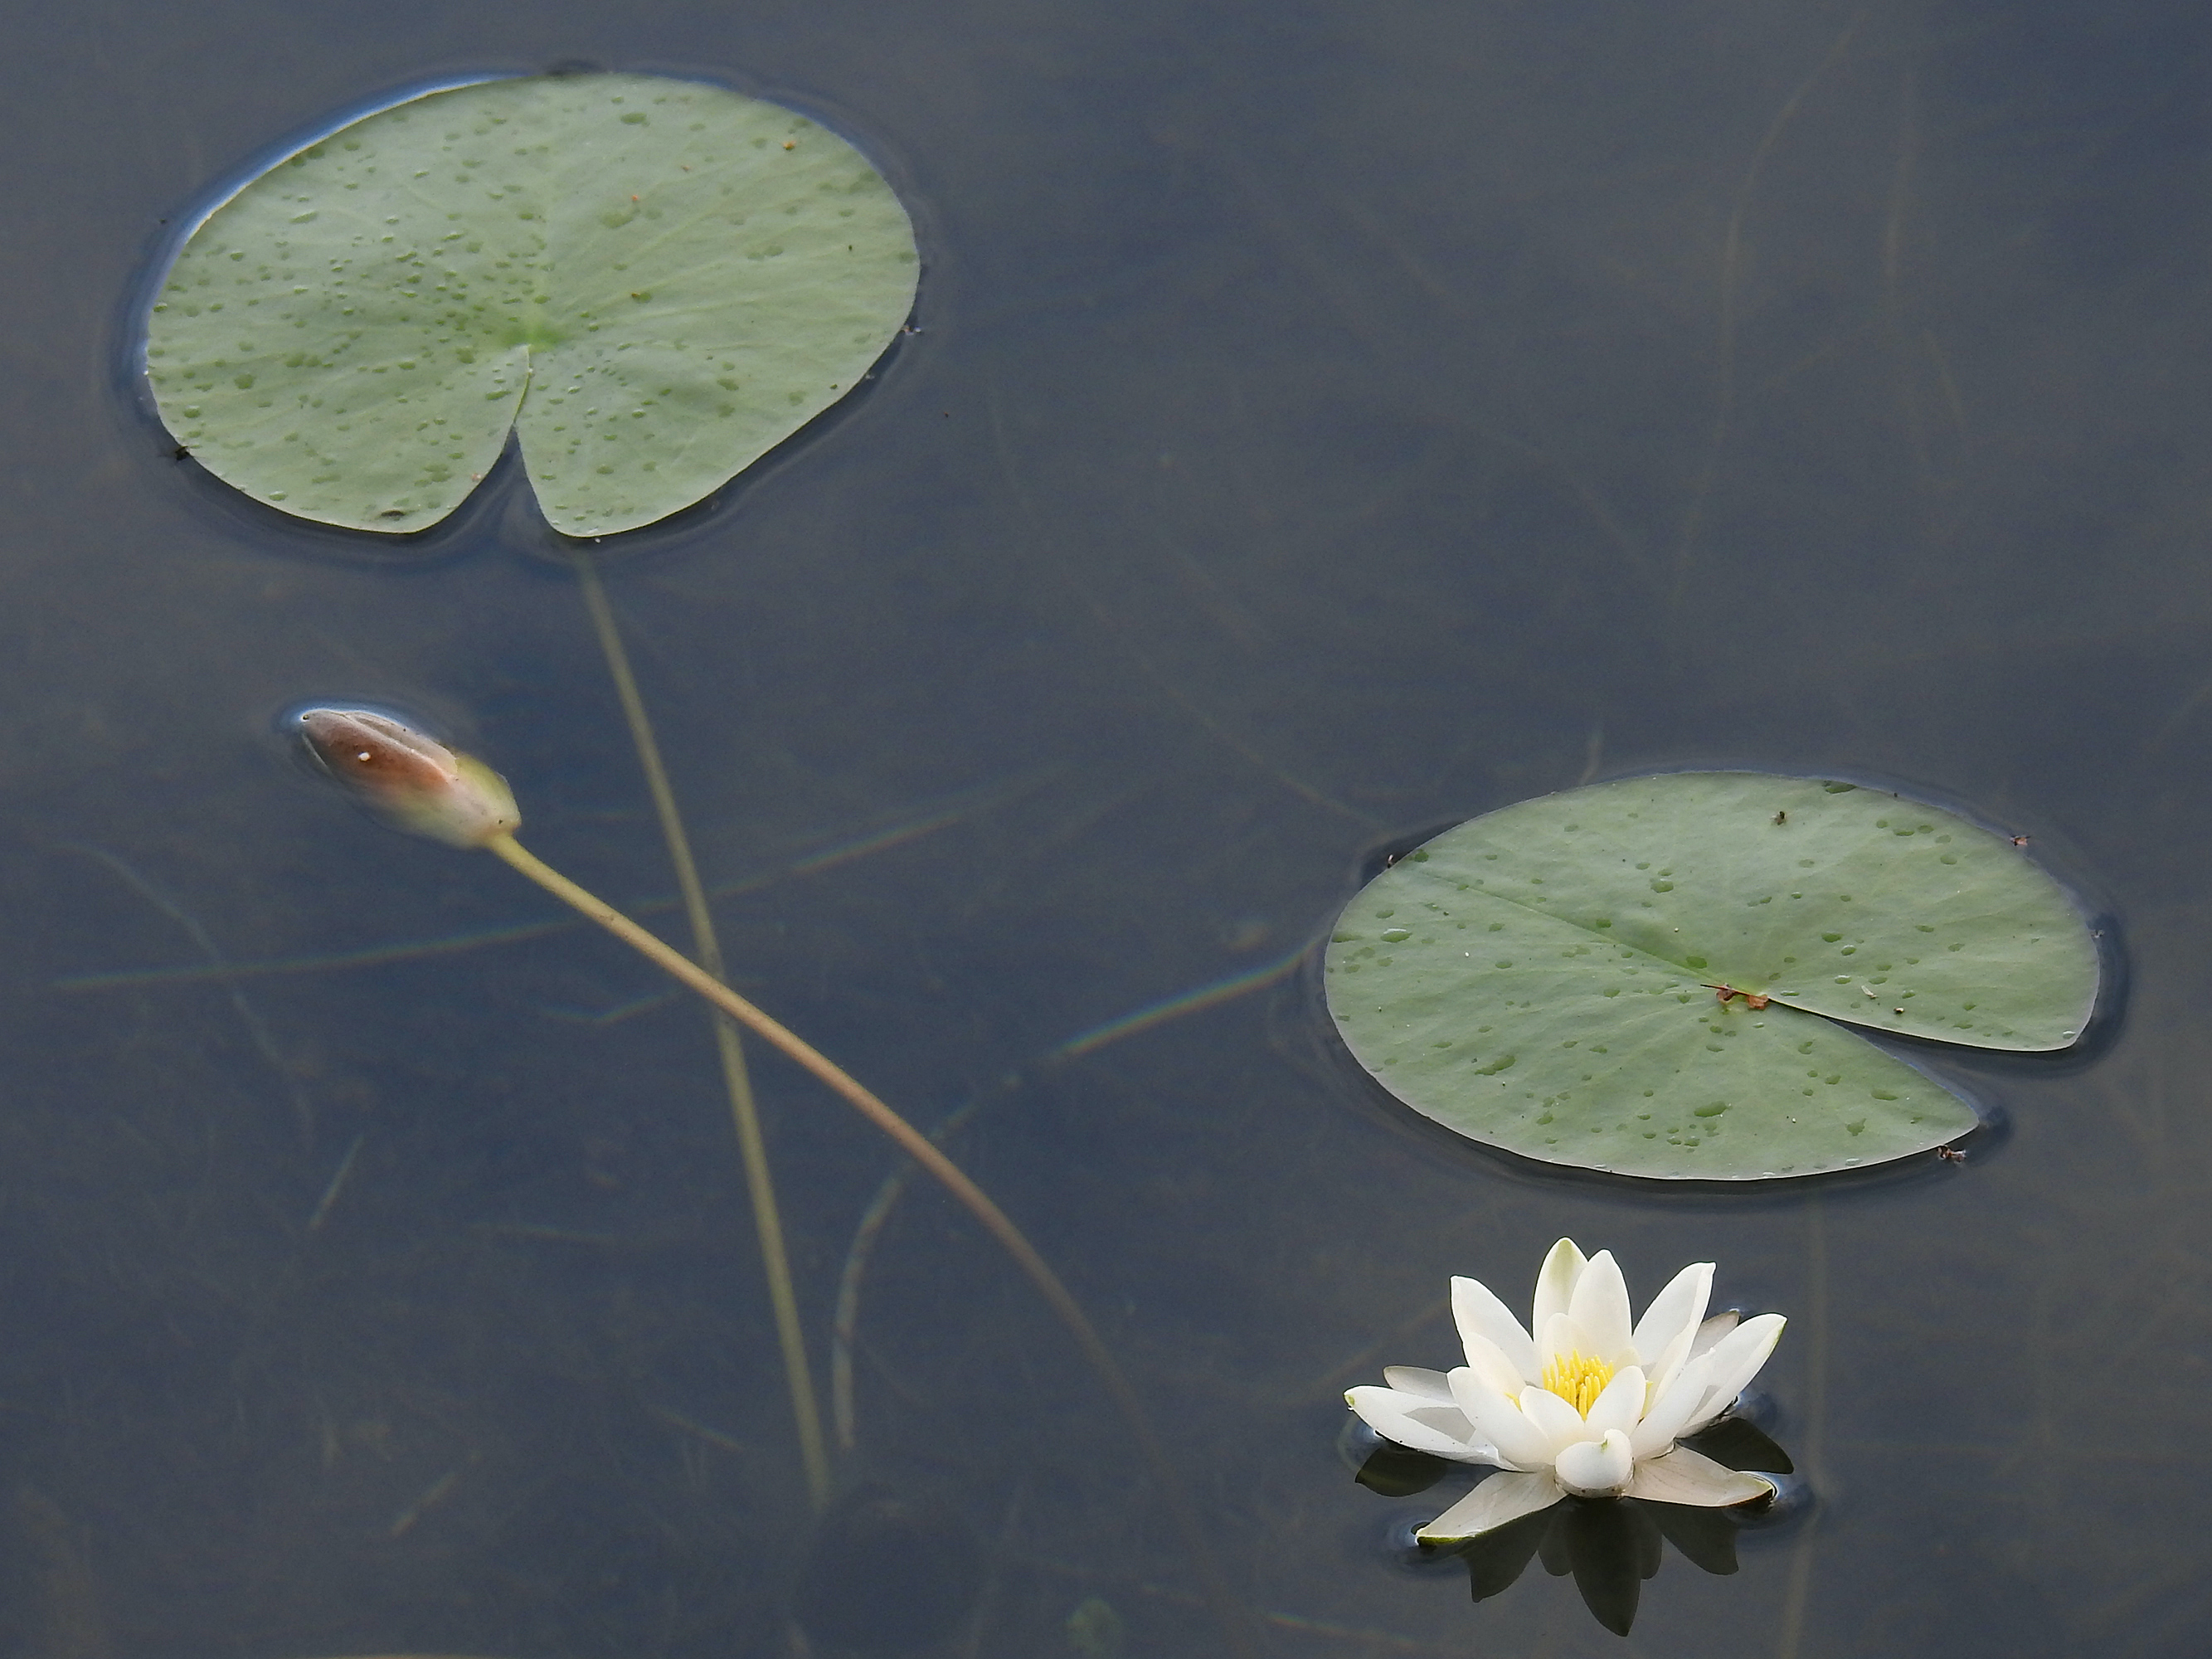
1349;1413;1800;1634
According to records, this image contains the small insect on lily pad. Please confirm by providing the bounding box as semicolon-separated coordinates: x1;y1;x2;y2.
1324;773;2101;1180
143;73;919;537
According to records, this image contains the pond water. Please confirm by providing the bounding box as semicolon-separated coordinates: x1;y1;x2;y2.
4;1;2210;1654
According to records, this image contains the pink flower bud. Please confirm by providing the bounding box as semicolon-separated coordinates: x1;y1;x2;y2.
298;707;520;848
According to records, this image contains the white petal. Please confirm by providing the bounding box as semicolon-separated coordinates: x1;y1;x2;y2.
1453;1275;1539;1381
1417;1471;1564;1542
1689;1311;1738;1360
1538;1311;1587;1372
1623;1445;1775;1507
1583;1365;1647;1438
1627;1353;1714;1459
1684;1313;1787;1432
1382;1366;1455;1402
1644;1321;1696;1404
1517;1384;1591;1452
1460;1332;1531;1399
1554;1428;1635;1496
1532;1238;1587;1338
1632;1262;1714;1365
1567;1250;1636;1363
1446;1368;1557;1471
1345;1387;1493;1464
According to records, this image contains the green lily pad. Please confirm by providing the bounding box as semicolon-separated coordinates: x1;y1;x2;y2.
143;73;917;536
1324;773;2100;1180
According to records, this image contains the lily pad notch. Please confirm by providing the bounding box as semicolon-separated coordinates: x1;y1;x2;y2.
1324;772;2103;1181
142;71;921;538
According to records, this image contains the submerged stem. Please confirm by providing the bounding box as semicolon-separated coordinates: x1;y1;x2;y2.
481;831;1257;1658
571;551;831;1512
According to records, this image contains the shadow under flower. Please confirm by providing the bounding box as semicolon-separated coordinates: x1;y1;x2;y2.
1358;1416;1798;1636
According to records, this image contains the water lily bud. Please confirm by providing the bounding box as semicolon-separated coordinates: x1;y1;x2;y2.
298;707;520;848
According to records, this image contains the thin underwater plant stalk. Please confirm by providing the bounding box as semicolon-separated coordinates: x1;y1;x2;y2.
294;706;1256;1653
479;831;1261;1659
571;548;832;1512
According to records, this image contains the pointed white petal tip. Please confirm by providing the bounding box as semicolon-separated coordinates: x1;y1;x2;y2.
1381;1365;1456;1402
1633;1260;1715;1364
1687;1313;1788;1428
1345;1387;1491;1464
1623;1445;1776;1508
1566;1250;1636;1365
1532;1238;1589;1334
1452;1275;1539;1381
1415;1472;1563;1543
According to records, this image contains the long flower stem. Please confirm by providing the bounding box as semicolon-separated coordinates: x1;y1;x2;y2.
481;832;1257;1659
572;551;831;1512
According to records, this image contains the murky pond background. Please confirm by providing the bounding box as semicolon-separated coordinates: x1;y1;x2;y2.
5;1;2210;1654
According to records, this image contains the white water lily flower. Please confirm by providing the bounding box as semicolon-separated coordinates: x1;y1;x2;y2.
1346;1239;1786;1542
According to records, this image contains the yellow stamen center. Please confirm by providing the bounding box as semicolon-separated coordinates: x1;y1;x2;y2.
1543;1351;1615;1417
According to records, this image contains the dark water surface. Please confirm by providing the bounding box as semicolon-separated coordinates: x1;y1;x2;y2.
5;2;2211;1655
